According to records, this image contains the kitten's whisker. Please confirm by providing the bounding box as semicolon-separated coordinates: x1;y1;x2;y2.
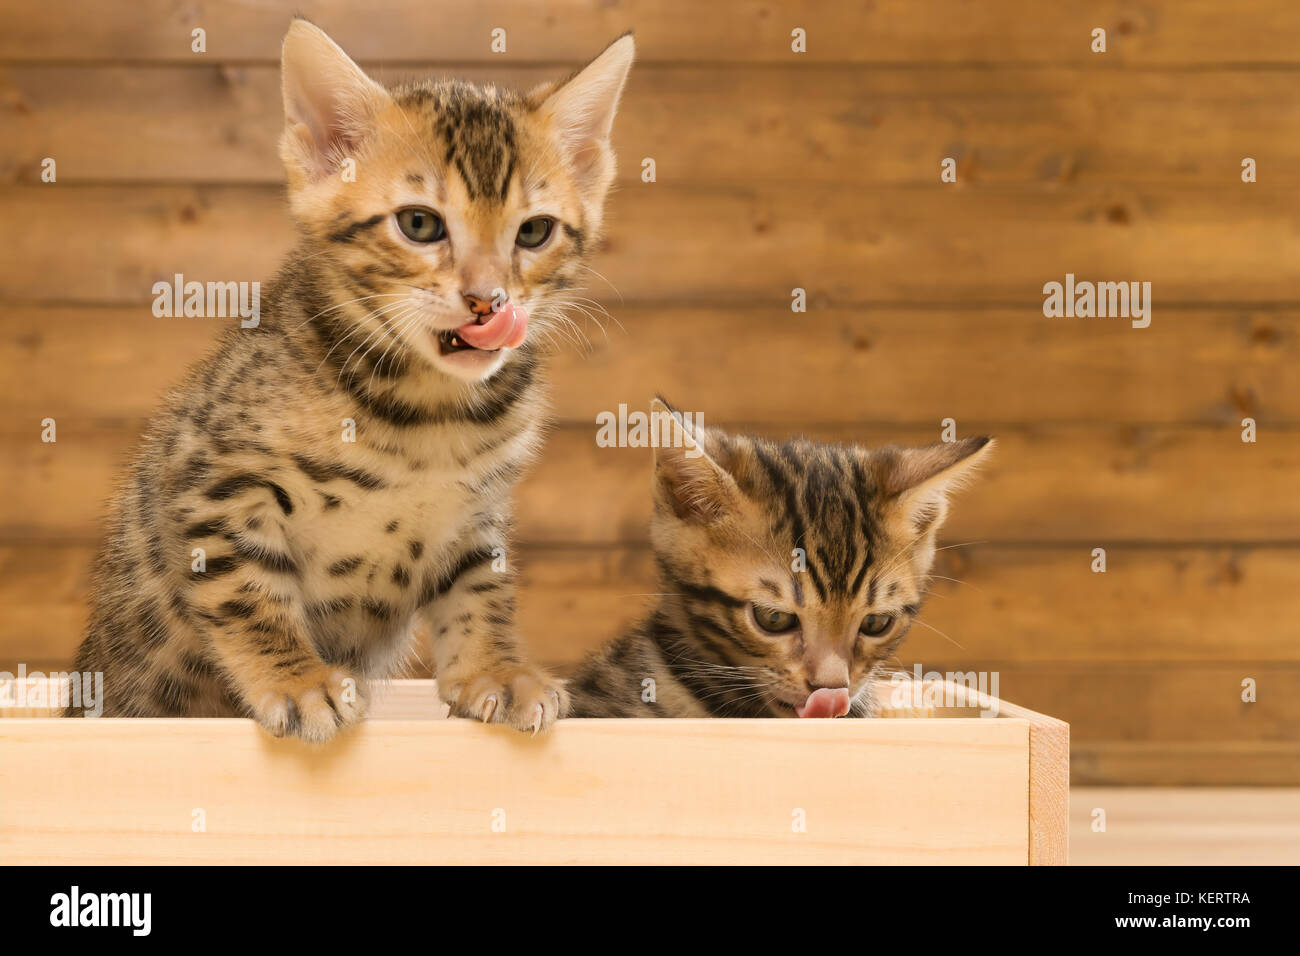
313;302;410;381
561;303;612;344
531;312;590;354
717;688;781;716
364;309;426;392
335;306;415;388
659;652;768;674
536;303;597;346
673;666;769;678
291;293;410;335
696;684;777;705
567;294;618;331
321;301;416;382
556;294;615;338
925;573;986;594
530;309;593;355
910;617;967;652
576;263;625;305
872;538;986;595
692;675;781;697
932;540;988;553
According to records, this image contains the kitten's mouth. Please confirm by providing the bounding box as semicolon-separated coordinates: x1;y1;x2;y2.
436;330;495;355
435;302;529;356
792;687;851;719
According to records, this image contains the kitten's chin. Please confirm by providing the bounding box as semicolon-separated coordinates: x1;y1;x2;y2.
425;343;511;383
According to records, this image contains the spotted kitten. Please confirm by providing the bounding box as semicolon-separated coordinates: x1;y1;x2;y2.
568;401;992;719
69;20;634;740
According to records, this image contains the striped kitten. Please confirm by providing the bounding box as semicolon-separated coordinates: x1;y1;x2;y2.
568;401;992;719
69;20;634;740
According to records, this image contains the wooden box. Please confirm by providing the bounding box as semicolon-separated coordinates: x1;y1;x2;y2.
0;677;1067;865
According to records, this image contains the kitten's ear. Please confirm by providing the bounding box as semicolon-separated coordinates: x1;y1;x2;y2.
875;437;994;537
534;34;635;212
280;19;390;183
650;397;737;524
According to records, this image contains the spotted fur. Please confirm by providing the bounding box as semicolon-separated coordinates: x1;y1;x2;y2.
68;20;635;741
568;401;993;718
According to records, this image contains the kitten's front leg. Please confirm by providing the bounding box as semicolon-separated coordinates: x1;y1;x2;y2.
420;541;568;733
191;570;368;743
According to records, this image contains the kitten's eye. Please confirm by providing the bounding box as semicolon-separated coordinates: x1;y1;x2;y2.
751;604;799;635
515;216;554;249
859;613;894;637
396;208;446;243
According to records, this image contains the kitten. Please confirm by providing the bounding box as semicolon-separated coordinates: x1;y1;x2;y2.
68;20;634;741
567;401;992;718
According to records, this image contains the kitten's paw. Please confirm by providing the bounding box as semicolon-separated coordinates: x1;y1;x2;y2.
251;667;368;744
442;665;569;734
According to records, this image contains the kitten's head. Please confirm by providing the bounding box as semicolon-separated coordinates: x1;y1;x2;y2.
647;400;993;718
278;19;633;383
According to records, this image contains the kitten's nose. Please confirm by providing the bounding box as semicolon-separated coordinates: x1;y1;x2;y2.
806;656;850;691
461;292;497;318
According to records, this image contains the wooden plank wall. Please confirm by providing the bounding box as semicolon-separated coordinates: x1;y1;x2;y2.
1;1;1297;783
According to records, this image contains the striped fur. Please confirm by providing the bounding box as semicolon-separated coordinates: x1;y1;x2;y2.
568;401;993;718
68;21;634;741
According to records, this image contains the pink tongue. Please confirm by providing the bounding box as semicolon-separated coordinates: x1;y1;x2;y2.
795;687;851;719
455;302;528;351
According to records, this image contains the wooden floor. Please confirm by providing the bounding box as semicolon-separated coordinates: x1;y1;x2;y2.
1070;787;1300;865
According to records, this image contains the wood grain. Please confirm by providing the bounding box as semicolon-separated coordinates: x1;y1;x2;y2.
1073;743;1300;787
4;306;1296;426
0;674;1072;864
516;426;1299;545
1;0;1297;65
2;422;1295;543
6;184;1300;305
0;544;90;667
5;66;1296;187
926;664;1300;747
1071;787;1300;865
913;674;1068;865
0;714;1031;864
